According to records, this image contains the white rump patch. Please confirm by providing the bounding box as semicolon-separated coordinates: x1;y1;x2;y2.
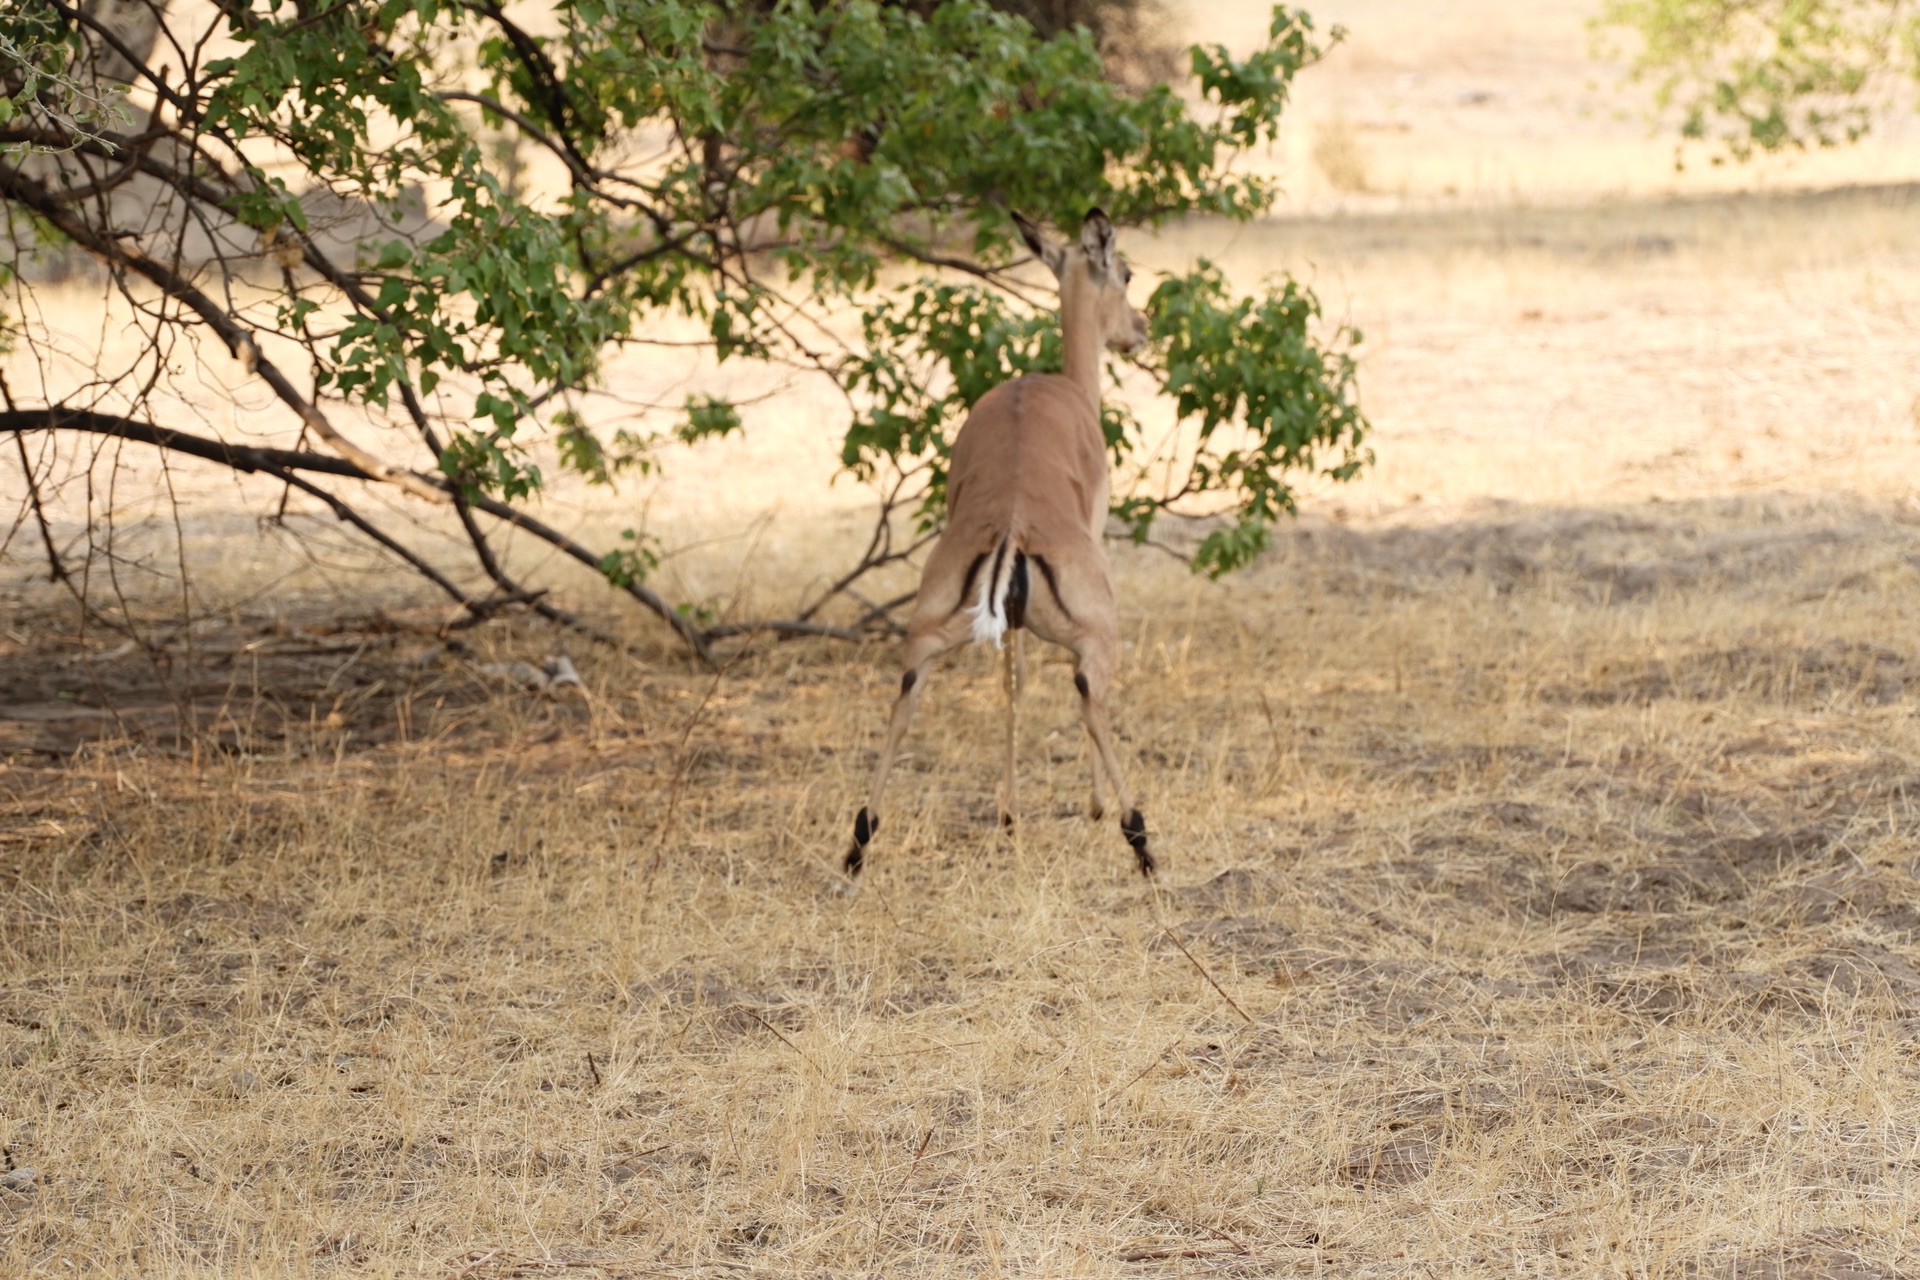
968;551;1007;649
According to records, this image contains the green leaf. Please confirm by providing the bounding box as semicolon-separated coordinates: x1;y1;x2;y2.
1596;0;1898;159
599;529;661;587
676;395;743;444
1194;518;1273;579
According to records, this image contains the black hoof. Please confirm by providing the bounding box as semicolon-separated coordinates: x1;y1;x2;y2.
1121;808;1154;877
1000;810;1015;833
845;807;878;877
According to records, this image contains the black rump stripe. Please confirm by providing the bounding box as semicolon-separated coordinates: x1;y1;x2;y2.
1030;554;1074;623
954;551;990;616
1006;553;1030;630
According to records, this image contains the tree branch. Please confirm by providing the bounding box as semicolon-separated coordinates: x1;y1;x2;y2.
0;160;449;504
701;619;863;642
1;407;377;479
438;90;590;185
40;0;204;124
276;469;625;648
456;492;717;665
463;1;596;177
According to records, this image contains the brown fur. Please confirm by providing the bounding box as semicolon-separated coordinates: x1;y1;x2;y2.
845;209;1156;877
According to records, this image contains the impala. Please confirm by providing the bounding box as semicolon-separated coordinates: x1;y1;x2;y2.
844;208;1155;879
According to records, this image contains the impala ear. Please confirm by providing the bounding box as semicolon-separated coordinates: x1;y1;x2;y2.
1080;207;1117;278
1012;210;1066;277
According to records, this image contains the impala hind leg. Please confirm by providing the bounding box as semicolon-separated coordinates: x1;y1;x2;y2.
846;616;971;876
1071;651;1153;877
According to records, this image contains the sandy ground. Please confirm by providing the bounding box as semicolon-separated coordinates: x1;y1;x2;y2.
1176;0;1920;208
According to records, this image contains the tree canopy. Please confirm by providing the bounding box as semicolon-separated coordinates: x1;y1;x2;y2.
2;0;1369;660
1598;0;1920;160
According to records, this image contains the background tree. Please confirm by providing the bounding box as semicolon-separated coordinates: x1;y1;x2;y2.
1598;0;1920;160
1;0;1369;663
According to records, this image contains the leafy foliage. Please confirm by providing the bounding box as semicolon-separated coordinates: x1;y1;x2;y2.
842;283;1064;515
1;2;119;351
0;4;109;140
1148;264;1366;574
840;266;1367;578
3;0;1372;649
1597;0;1919;159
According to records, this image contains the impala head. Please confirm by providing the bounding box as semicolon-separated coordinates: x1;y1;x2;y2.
1013;207;1149;356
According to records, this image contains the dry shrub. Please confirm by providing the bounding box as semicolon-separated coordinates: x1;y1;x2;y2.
1312;118;1371;193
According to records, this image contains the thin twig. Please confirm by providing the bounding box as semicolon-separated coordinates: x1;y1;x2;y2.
1098;1033;1185;1107
742;1008;828;1079
1257;689;1286;765
461;493;715;663
0;165;446;502
869;1127;934;1247
9;408;68;587
645;643;750;888
701;618;864;642
1118;1242;1244;1263
1162;927;1255;1025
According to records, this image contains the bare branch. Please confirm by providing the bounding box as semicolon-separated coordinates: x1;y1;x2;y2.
701;619;864;642
270;470;485;614
278;470;624;648
875;232;1046;303
456;492;717;665
39;0;203;124
438;90;591;185
1;406;374;479
0;162;448;503
4;408;653;653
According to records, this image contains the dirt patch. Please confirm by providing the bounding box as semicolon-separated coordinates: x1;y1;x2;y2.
1544;641;1913;708
1165;914;1295;963
1173;866;1283;912
0;600;591;760
1536;826;1845;916
1692;1238;1894;1279
1340;1129;1440;1189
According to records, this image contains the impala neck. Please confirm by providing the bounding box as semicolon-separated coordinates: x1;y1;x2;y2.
1059;279;1106;413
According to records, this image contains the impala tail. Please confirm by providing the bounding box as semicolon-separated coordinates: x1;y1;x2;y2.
967;533;1030;649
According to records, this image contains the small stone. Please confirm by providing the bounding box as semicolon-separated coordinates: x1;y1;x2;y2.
0;1167;39;1193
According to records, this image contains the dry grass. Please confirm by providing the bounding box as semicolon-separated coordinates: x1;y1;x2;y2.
5;489;1920;1278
